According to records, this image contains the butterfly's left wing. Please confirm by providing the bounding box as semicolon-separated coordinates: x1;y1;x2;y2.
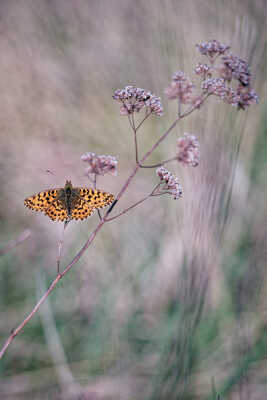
24;189;60;213
76;188;114;210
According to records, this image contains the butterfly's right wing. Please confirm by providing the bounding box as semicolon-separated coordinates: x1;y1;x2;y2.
76;188;114;210
70;197;95;220
44;200;69;221
70;188;114;220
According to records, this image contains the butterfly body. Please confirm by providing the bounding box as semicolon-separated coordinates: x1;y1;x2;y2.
56;182;80;217
24;180;114;222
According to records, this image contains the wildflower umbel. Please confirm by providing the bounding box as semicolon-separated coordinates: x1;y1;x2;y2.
156;167;183;200
113;85;163;116
165;71;194;103
193;39;259;110
81;152;118;176
177;134;200;167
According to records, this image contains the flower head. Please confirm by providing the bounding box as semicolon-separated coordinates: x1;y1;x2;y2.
224;85;259;110
156;167;183;200
194;63;211;78
222;54;251;86
165;71;194;103
81;152;118;176
177;134;200;167
201;78;228;97
195;40;259;110
113;85;163;116
196;40;230;60
222;87;241;106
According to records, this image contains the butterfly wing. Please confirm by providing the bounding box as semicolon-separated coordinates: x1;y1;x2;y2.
76;188;114;210
70;197;95;220
24;189;60;213
24;185;114;222
45;200;69;222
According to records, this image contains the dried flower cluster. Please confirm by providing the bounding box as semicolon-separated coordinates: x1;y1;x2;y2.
177;134;200;167
156;167;183;200
81;152;118;176
165;71;194;104
196;40;258;110
113;85;163;116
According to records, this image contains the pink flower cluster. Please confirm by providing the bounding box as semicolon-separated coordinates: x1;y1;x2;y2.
224;86;258;109
113;85;163;116
165;71;194;104
222;54;251;86
196;40;230;61
201;78;258;109
177;134;200;167
81;152;118;176
156;167;183;200
195;40;258;110
194;63;211;78
201;78;227;96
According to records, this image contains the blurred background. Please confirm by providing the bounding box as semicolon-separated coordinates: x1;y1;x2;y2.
0;0;267;399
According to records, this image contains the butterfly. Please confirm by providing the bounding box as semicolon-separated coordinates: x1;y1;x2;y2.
24;180;114;222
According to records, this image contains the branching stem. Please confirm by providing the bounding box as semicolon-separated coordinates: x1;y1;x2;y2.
0;93;209;360
106;194;151;222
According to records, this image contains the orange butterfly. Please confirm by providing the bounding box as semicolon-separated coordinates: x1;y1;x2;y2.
24;180;114;221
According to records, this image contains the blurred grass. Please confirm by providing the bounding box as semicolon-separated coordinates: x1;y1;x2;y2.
0;0;267;399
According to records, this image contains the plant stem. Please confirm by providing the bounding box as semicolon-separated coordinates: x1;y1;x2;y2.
0;93;210;360
135;110;152;131
93;174;102;220
140;156;177;168
57;221;69;275
0;221;104;360
0;230;31;256
106;194;152;222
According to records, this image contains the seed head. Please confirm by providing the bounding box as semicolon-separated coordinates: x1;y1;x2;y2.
81;152;118;176
156;167;183;200
177;134;200;167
